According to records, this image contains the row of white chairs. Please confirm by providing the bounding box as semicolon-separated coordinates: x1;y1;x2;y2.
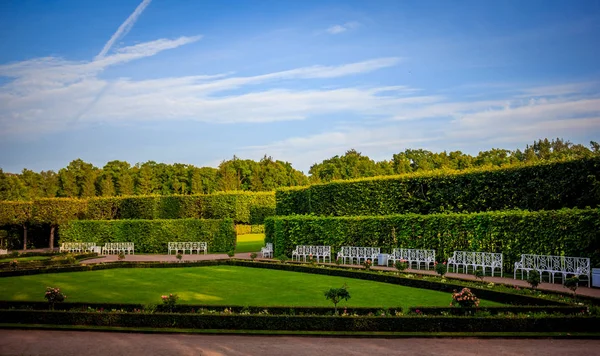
168;242;207;255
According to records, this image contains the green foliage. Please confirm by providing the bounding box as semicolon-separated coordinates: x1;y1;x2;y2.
0;202;32;225
60;218;236;253
324;284;351;312
265;208;600;269
160;293;179;312
527;271;541;289
276;158;600;216
435;262;447;276
395;260;408;272
451;288;480;308
32;198;87;225
474;269;485;281
44;287;65;309
564;276;580;296
250;252;257;261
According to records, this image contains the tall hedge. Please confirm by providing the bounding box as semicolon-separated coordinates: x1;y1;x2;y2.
265;208;600;269
0;202;32;226
0;192;276;226
60;218;236;253
276;158;600;216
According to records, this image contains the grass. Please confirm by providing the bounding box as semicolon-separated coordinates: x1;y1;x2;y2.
0;265;503;308
0;256;50;263
235;234;265;253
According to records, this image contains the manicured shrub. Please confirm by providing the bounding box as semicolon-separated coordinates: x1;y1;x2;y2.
276;158;600;216
60;219;236;253
527;271;541;289
265;208;600;270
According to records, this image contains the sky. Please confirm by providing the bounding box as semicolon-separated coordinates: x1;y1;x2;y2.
0;0;599;174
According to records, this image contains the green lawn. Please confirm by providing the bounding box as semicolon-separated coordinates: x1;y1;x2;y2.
0;265;503;308
0;256;50;263
235;234;265;253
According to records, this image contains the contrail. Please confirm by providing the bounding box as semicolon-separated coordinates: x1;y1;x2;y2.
95;0;152;60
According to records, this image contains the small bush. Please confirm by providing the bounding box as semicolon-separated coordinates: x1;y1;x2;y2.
250;252;257;261
161;294;179;312
435;262;447;276
527;270;541;289
362;259;372;270
176;253;183;262
227;250;235;257
564;276;580;299
451;288;480;308
44;287;66;310
474;269;485;282
9;260;18;270
277;255;288;263
324;284;351;313
394;259;408;272
118;251;125;261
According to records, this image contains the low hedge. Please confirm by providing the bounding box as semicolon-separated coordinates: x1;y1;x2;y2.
0;301;586;316
60;219;236;253
1;310;598;332
265;208;600;269
0;253;97;270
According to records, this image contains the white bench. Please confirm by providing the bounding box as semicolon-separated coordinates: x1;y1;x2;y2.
292;245;331;263
102;242;134;255
448;251;503;277
168;242;207;255
387;248;436;270
0;249;8;255
60;242;97;253
337;246;380;265
514;254;591;287
261;243;273;258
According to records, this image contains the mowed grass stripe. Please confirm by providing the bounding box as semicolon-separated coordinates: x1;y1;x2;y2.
0;265;503;308
235;234;265;253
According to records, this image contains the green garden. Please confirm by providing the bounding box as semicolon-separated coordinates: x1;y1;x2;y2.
0;156;599;335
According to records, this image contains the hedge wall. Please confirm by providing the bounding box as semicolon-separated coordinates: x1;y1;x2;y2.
60;218;236;253
276;158;600;216
0;192;275;226
2;310;598;332
265;208;600;269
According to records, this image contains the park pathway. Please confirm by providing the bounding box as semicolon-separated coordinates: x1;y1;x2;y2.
1;330;600;356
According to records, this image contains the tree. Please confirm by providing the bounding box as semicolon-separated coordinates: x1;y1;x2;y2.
324;284;351;313
0;202;32;250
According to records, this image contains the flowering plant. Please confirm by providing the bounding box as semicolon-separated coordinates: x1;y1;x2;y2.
362;259;372;270
45;287;66;309
118;251;125;261
161;293;179;312
308;253;316;264
9;259;18;270
451;288;480;308
394;259;408;272
176;253;183;261
434;261;447;276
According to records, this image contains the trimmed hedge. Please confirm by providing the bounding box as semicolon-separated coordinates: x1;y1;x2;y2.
0;202;32;226
60;219;236;253
1;310;598;332
0;301;585;316
265;208;600;269
235;225;265;235
276;158;600;216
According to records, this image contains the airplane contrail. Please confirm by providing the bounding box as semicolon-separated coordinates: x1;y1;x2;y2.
95;0;152;60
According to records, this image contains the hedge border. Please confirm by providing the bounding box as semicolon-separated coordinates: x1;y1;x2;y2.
0;310;598;332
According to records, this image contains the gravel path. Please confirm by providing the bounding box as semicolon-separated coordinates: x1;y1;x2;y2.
1;330;599;356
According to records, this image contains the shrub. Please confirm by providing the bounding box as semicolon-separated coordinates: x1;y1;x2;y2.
61;218;236;253
527;270;541;289
324;284;351;313
275;158;600;216
249;252;257;261
394;259;408;272
435;262;447;276
265;208;600;268
451;288;480;308
276;255;288;263
335;257;342;265
118;251;125;261
9;260;18;270
474;269;485;282
44;287;66;310
176;253;183;262
362;259;372;270
160;294;179;312
227;250;235;257
564;276;580;299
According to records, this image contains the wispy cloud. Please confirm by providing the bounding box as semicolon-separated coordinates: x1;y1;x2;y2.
326;21;361;34
96;0;153;59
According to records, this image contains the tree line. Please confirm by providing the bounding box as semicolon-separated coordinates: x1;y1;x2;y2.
1;138;598;201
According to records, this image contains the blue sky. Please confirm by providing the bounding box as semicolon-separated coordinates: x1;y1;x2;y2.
1;0;599;174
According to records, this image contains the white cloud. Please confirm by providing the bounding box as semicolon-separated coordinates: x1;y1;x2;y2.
326;21;361;34
96;0;153;59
